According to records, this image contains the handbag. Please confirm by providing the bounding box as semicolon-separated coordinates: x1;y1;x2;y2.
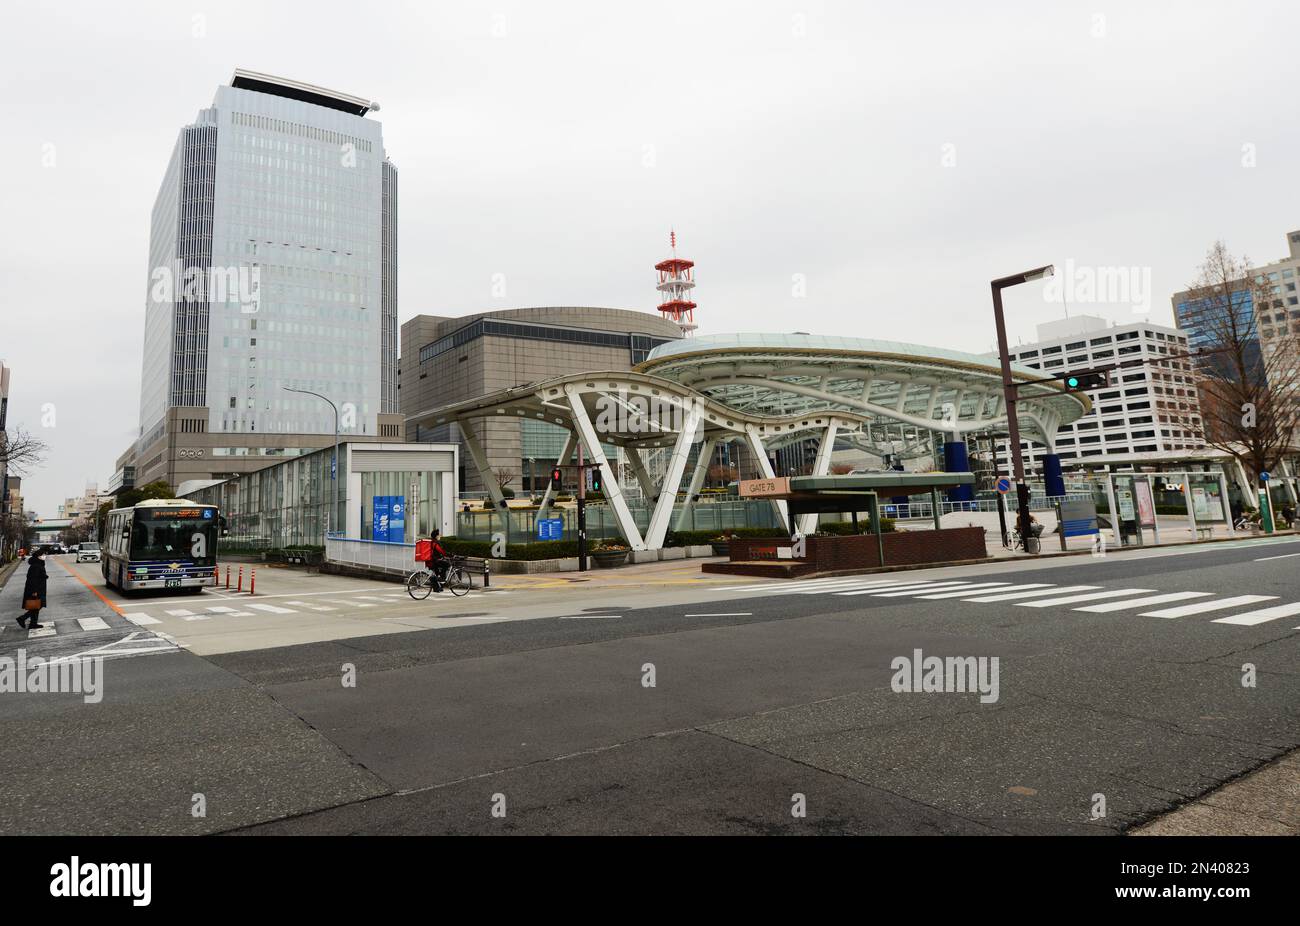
23;597;41;612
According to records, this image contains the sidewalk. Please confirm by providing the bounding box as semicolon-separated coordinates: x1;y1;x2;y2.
1130;749;1300;835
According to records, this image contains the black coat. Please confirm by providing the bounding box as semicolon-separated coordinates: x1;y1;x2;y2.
22;557;48;607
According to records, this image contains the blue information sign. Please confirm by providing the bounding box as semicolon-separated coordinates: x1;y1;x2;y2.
537;517;564;541
372;495;407;542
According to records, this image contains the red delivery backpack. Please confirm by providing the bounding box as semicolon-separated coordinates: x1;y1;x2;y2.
415;539;433;562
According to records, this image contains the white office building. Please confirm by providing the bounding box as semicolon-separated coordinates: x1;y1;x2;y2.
130;70;401;490
993;315;1205;474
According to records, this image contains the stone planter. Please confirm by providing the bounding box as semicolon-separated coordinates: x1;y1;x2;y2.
591;550;629;568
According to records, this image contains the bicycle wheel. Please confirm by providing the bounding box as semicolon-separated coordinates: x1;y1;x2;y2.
407;569;434;600
448;567;473;596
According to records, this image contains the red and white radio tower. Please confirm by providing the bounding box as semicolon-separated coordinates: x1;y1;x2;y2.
654;230;698;336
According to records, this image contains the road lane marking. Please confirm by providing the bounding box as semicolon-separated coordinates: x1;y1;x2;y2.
868;582;981;597
836;581;952;597
1212;602;1300;626
27;626;56;638
1254;552;1300;562
286;601;338;611
1141;595;1279;618
913;582;1022;599
53;557;124;615
1073;591;1213;613
1016;589;1156;608
962;585;1098;602
245;603;298;614
122;613;161;625
805;580;924;594
558;614;622;619
684;612;752;617
76;617;110;631
165;609;197;617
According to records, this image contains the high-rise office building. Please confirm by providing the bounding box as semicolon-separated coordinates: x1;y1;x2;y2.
990;315;1205;475
124;69;402;492
1170;230;1300;381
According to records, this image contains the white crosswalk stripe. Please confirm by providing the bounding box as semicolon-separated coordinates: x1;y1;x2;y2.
245;603;297;614
1016;589;1156;608
835;581;954;597
27;625;56;638
914;582;1023;599
76;617;110;631
867;582;984;598
1211;602;1300;626
286;600;337;612
1073;591;1212;613
962;585;1101;602
702;571;1300;630
1141;595;1278;618
165;609;196;617
122;613;161;626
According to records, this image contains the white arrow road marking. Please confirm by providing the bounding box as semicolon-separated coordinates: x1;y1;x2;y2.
1212;602;1300;626
1141;595;1279;618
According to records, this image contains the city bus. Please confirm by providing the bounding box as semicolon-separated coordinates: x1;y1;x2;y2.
102;499;220;594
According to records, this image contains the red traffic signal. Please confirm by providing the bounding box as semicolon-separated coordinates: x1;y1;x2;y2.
551;466;563;485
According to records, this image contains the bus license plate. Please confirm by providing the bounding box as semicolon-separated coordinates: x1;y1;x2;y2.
165;578;182;588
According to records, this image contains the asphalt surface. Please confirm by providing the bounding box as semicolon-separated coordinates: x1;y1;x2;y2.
1;538;1296;835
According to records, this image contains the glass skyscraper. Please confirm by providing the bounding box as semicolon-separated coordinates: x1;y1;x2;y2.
132;70;400;490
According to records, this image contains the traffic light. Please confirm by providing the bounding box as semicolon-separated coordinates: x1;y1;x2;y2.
590;466;602;492
551;466;562;486
1060;369;1109;392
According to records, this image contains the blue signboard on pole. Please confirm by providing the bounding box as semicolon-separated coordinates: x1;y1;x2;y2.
389;496;406;543
537;517;564;541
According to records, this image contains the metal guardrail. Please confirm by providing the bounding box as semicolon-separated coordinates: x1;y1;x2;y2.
326;537;418;574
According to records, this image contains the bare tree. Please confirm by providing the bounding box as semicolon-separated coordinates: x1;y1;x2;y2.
0;426;48;476
492;468;516;497
1182;241;1300;484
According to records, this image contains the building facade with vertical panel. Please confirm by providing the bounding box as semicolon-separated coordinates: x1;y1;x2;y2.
400;307;684;493
125;70;402;492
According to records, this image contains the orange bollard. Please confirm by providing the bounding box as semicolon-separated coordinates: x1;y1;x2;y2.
225;565;230;589
237;565;243;593
250;569;256;596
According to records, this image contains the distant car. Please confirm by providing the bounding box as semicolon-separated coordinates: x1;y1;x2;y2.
69;544;80;554
76;542;100;562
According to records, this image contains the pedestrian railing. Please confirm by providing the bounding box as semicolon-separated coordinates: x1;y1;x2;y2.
326;537;416;575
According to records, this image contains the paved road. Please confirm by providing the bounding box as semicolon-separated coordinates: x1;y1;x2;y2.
1;538;1296;834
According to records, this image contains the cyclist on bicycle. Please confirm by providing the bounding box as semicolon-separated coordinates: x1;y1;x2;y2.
424;529;450;593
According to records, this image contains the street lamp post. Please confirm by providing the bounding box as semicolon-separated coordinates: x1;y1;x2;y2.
991;265;1054;552
283;387;340;537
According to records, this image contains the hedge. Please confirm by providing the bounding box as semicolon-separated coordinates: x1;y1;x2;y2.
441;537;583;561
664;528;788;546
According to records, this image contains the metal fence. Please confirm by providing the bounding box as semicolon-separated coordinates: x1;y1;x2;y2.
326;537;417;575
452;499;781;542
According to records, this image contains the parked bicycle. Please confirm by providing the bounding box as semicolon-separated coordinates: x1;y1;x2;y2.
1011;528;1041;554
406;554;473;599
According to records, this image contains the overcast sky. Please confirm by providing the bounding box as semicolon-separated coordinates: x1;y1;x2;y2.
2;0;1297;516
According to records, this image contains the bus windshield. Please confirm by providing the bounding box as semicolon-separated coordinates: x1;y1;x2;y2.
130;508;218;565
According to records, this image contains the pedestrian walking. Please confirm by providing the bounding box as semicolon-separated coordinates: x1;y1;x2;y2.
18;546;49;630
